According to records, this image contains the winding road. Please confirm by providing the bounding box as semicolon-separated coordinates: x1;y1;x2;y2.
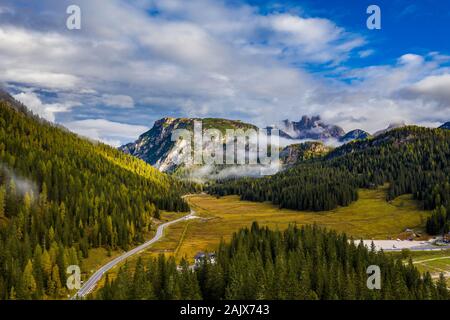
73;210;196;299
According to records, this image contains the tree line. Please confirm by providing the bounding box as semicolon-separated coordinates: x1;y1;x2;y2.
96;223;449;300
0;97;190;299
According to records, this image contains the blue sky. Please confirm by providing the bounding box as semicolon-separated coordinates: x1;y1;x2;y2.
0;0;449;146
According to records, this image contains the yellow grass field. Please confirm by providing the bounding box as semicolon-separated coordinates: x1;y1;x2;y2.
84;187;433;295
143;187;430;262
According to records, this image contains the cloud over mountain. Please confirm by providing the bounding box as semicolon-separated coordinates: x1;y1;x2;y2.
0;0;449;145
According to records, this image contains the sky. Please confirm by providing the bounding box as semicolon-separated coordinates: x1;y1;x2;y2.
0;0;449;146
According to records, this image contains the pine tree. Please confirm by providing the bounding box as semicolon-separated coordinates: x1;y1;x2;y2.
0;185;5;218
50;265;62;297
22;260;37;298
436;273;449;300
0;98;190;298
9;286;16;300
41;249;52;279
98;224;450;301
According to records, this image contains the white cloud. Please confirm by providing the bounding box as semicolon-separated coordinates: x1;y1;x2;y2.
270;14;341;44
13;91;79;122
358;49;374;58
398;53;425;67
63;119;149;147
100;94;135;108
3;69;79;90
404;74;450;102
0;0;448;144
0;6;14;15
264;13;365;64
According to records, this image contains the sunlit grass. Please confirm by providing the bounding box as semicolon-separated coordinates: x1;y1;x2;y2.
87;187;433;295
147;187;430;262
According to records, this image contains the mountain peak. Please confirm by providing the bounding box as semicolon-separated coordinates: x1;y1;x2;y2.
387;121;407;129
339;129;371;143
0;87;36;116
280;115;344;140
439;122;450;130
157;117;176;123
0;87;16;105
374;121;407;136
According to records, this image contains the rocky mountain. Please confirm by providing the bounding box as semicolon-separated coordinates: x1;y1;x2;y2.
280;141;332;166
119;117;258;173
120;115;427;178
339;129;371;143
279;115;345;140
439;122;450;130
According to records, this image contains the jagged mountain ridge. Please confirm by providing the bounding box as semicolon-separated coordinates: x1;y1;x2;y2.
120;115;351;174
280;115;345;140
119;114;449;176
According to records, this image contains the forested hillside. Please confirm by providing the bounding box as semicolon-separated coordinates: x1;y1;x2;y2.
0;95;189;299
97;223;449;300
209;127;450;235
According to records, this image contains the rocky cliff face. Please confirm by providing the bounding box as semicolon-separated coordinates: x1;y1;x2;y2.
119;117;258;173
120;117;184;172
121;115;431;178
120;116;348;177
279;115;345;140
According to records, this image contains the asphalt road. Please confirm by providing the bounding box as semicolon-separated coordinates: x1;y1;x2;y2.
72;210;196;299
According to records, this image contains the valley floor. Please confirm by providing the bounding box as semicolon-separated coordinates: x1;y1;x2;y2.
133;186;430;263
84;187;450;297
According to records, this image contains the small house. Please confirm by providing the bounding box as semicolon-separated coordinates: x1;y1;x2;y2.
194;252;216;266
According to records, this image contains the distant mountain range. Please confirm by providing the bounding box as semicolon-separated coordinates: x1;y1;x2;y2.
3;87;448;178
120;114;449;176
